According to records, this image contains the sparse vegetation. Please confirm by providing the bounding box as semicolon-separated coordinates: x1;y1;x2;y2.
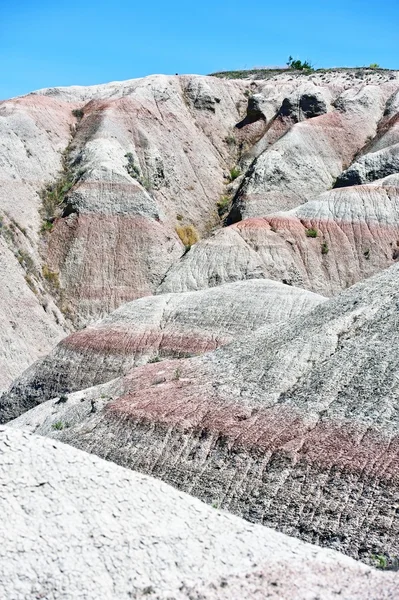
148;356;161;363
17;250;35;273
125;152;141;179
305;228;318;238
125;153;152;191
24;275;36;293
229;167;241;181
217;196;230;217
52;421;64;431
41;220;54;233
176;214;183;221
72;108;84;120
369;63;380;69
372;554;388;569
173;368;181;381
42;265;60;289
40;173;75;223
321;241;329;255
224;134;236;146
287;56;314;72
175;224;199;250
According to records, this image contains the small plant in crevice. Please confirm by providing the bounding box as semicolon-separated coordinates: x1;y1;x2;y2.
42;265;60;289
41;220;54;233
24;275;36;294
125;152;152;191
40;173;76;224
224;134;236;146
52;421;64;431
55;395;68;404
305;228;318;238
125;152;141;179
364;248;370;260
175;224;199;250
372;554;388;569
217;196;231;217
229;167;241;182
173;368;182;381
148;356;161;364
321;241;329;255
72;108;84;120
17;250;35;273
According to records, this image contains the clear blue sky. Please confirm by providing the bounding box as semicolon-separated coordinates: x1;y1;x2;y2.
1;0;398;100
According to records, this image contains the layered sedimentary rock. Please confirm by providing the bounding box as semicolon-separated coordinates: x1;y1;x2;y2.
1;71;399;365
2;427;397;600
9;263;399;562
0;94;71;389
0;279;324;421
228;80;398;220
160;182;399;296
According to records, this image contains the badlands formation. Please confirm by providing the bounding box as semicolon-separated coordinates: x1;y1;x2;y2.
2;67;399;597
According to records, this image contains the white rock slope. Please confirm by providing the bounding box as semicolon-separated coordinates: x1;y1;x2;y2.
0;427;397;600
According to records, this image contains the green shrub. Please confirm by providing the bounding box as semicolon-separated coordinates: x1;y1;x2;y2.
52;421;64;430
40;174;75;222
24;275;36;294
369;63;380;69
40;220;54;233
224;134;236;146
305;228;318;238
229;167;241;181
321;241;329;254
148;356;161;363
372;554;388;569
217;196;230;217
287;56;314;71
72;108;84;119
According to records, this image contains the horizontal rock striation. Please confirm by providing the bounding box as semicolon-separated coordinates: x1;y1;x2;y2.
160;183;399;296
0;279;324;421
2;70;399;380
9;263;399;561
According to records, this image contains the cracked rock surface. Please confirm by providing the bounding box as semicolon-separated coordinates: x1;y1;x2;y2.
1;427;398;600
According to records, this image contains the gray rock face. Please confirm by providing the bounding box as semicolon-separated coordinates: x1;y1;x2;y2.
1;427;398;600
9;263;399;563
0;279;325;423
279;92;329;121
335;142;399;186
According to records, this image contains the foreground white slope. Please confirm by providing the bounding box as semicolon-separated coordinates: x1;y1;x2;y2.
1;427;397;600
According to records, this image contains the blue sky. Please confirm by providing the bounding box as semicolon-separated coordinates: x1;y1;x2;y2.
1;0;398;99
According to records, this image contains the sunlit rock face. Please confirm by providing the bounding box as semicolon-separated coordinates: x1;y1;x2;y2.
8;263;399;563
2;427;397;600
1;70;399;387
